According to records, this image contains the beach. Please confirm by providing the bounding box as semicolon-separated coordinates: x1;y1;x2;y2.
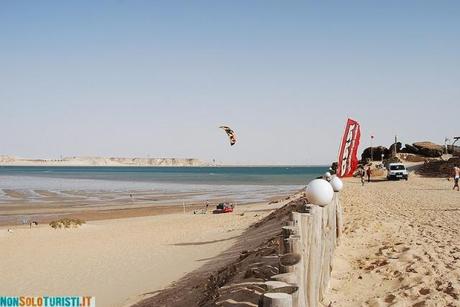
0;199;289;307
325;175;460;306
0;166;316;306
2;1;458;306
3;169;460;307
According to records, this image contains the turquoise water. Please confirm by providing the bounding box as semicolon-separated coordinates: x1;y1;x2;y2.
0;166;327;205
0;166;326;186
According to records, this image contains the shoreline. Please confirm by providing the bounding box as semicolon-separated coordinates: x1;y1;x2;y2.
0;194;294;227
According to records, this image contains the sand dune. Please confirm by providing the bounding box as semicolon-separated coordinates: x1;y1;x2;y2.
0;155;209;166
325;175;460;306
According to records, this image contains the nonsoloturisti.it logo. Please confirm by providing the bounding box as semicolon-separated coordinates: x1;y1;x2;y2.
0;296;95;307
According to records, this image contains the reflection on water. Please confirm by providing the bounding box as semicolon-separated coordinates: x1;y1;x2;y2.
0;166;325;223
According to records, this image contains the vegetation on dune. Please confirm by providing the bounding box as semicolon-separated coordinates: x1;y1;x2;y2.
49;218;85;229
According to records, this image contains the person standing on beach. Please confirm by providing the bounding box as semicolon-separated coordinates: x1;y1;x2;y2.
453;164;460;191
358;166;365;186
366;167;371;183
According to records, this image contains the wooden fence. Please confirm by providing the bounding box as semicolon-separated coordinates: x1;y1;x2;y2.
263;193;343;307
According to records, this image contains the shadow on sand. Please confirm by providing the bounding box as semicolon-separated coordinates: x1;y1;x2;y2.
133;198;307;307
172;235;241;246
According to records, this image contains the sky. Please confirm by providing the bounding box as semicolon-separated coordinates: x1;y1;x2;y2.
1;1;459;165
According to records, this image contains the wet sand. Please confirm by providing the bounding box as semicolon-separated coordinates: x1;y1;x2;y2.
0;188;296;226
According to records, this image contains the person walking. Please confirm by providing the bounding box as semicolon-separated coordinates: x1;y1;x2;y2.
358;166;365;186
453;164;460;191
366;166;372;183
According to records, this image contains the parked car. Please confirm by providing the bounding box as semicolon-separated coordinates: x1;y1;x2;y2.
386;163;409;180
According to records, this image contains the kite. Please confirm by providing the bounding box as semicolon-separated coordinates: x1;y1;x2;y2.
219;126;237;146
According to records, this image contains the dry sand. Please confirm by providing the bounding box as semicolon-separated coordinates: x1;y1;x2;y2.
0;201;287;307
325;175;460;307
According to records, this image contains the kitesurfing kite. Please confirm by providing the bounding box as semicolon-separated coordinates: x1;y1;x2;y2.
219;126;237;146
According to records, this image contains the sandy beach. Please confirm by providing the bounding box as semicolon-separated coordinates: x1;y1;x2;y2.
325;175;460;306
0;199;289;307
3;170;460;307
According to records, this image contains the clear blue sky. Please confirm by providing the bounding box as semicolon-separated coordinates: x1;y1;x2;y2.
1;1;459;165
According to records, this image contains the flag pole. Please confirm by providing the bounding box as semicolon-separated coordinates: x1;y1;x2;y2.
371;135;374;162
336;116;350;176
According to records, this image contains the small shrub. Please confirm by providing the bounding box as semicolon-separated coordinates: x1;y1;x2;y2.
49;218;85;229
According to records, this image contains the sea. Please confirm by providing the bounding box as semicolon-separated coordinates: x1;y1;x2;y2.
0;166;327;204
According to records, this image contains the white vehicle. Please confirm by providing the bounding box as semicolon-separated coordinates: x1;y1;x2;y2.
387;163;409;180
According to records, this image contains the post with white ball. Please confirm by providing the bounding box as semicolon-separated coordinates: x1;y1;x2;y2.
305;178;335;207
330;175;344;244
293;177;344;307
329;175;343;192
267;175;344;307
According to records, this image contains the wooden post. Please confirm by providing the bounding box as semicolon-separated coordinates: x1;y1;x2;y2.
290;211;307;307
271;272;297;284
319;199;335;300
336;194;343;245
277;195;342;307
263;292;293;307
282;226;298;238
305;205;323;307
281;226;298;254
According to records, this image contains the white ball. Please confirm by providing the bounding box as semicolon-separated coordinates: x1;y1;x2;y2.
324;172;331;180
329;175;343;192
305;179;334;206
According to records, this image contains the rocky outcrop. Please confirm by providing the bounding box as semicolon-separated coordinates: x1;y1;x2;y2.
361;146;390;161
417;157;460;177
447;145;460;156
364;141;448;162
388;142;402;155
398;153;427;163
401;144;420;154
412;142;444;157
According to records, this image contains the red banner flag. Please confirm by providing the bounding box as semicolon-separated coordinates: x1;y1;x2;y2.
337;118;361;177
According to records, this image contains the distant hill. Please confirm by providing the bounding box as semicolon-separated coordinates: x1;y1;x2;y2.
0;156;210;167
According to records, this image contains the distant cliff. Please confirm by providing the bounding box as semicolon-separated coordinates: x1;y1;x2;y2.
0;156;210;167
